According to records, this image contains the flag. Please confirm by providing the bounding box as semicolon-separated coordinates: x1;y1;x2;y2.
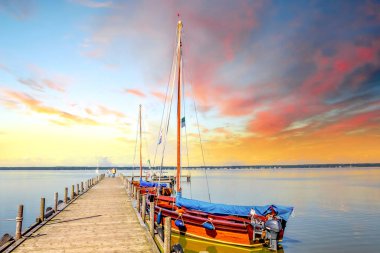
158;130;162;144
181;117;186;128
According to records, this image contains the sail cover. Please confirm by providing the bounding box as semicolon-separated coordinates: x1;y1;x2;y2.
176;193;293;221
139;179;167;188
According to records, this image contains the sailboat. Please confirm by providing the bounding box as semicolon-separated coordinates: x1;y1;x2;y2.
132;105;172;196
152;20;294;249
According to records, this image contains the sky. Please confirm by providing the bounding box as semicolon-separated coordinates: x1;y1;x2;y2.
0;0;379;167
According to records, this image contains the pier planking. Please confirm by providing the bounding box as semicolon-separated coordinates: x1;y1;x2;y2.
10;177;155;253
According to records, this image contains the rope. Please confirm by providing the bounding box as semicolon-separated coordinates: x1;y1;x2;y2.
132;108;139;178
183;41;211;202
181;43;192;199
142;107;151;172
154;29;178;188
192;90;211;202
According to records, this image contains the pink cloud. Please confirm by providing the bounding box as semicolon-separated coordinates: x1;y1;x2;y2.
314;110;380;136
151;91;166;101
248;110;289;136
124;89;145;97
1;89;99;126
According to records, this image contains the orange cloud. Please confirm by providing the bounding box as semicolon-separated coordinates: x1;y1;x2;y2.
42;79;65;92
124;89;145;97
97;105;125;118
151;91;166;101
1;90;99;126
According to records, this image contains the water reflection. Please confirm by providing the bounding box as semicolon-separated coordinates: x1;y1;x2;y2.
172;233;285;253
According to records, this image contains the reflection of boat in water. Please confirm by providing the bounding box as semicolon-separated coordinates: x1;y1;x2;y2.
151;19;294;251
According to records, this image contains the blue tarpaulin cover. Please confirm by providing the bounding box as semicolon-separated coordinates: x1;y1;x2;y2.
139;179;167;188
176;193;293;221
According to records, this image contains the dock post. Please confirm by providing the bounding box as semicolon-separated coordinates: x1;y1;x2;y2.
149;202;154;237
15;205;23;240
54;192;58;212
76;184;79;195
64;187;68;204
141;195;146;222
163;217;171;253
71;185;74;200
127;180;130;193
40;197;45;222
81;182;84;192
136;191;141;213
134;186;137;200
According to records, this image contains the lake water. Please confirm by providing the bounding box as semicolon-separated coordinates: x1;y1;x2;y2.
1;167;379;253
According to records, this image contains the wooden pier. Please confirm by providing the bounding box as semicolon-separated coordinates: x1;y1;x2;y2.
4;177;158;253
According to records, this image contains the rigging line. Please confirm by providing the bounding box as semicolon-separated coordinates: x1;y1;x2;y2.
181;28;211;202
132;108;139;178
142;107;151;169
158;77;175;188
192;85;211;203
184;43;211;202
159;28;180;173
159;61;177;171
153;30;179;168
181;45;192;199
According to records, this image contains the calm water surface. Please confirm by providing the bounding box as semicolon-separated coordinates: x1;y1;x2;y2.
0;170;97;237
1;167;379;253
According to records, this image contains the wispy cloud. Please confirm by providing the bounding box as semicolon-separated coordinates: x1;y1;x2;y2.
124;89;145;97
151;91;166;101
70;0;113;8
85;105;125;118
0;89;99;126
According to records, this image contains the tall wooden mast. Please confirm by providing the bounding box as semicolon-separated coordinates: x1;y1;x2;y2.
176;20;183;193
139;104;142;181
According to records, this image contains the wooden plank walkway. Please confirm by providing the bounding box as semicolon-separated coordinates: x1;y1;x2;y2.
12;177;155;253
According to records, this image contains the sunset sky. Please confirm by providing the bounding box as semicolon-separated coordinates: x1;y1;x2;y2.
0;0;379;167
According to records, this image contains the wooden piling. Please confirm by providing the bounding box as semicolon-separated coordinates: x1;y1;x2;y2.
163;217;171;253
71;185;74;200
81;182;84;192
76;184;79;195
54;192;58;212
15;205;23;240
40;197;45;222
64;187;68;204
141;195;146;222
136;191;141;213
134;185;137;200
149;202;154;237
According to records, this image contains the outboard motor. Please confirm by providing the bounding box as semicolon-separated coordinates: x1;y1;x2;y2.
265;219;282;251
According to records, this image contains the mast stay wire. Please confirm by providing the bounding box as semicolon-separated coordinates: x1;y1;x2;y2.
132;107;139;178
153;29;178;169
159;31;178;184
142;107;151;173
182;35;211;203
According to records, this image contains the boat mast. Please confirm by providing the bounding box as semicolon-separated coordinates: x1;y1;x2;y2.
139;104;142;181
176;20;183;193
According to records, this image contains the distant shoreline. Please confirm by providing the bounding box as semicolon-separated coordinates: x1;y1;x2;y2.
0;163;379;170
